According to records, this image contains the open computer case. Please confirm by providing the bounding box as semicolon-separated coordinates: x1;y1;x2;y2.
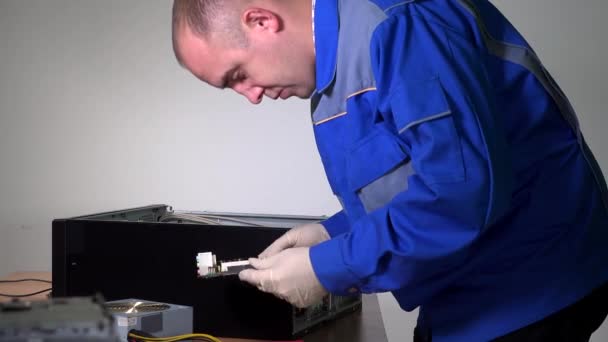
51;204;362;340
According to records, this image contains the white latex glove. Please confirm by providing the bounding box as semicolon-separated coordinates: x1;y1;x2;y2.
238;247;328;308
259;223;330;259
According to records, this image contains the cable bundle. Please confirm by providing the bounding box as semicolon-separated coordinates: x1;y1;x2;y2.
128;330;222;342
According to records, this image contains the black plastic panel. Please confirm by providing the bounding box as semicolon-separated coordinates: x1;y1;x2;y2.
51;205;361;340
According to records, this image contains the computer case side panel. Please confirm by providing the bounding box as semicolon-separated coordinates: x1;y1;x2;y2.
53;218;295;339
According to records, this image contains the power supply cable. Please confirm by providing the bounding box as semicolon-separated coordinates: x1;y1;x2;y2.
128;330;223;342
0;278;52;298
0;278;51;284
0;288;51;298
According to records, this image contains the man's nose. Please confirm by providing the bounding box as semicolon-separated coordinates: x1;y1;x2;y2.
233;83;264;104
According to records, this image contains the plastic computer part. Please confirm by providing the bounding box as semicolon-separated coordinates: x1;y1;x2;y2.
196;251;251;278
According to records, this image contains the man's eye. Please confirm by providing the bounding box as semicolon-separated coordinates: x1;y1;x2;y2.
233;72;245;81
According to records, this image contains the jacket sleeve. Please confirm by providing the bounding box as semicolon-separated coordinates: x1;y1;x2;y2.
309;13;513;309
321;210;350;238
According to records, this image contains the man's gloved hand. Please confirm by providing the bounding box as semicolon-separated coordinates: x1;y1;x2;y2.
259;223;329;259
238;247;328;308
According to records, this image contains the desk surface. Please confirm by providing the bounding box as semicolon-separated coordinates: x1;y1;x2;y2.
1;272;388;342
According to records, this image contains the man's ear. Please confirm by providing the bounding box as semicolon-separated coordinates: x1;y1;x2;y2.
242;8;282;33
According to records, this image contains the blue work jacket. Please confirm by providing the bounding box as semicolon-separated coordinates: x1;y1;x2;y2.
307;0;608;341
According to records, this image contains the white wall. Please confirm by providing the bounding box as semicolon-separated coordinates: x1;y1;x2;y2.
0;0;606;341
0;0;339;274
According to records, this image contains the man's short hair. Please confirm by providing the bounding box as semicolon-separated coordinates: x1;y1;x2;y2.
172;0;248;64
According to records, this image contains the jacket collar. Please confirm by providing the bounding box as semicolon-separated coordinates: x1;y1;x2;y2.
313;0;339;94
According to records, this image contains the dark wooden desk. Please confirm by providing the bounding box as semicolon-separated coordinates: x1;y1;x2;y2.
1;272;388;342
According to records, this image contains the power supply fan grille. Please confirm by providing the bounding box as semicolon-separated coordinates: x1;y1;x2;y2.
104;301;170;313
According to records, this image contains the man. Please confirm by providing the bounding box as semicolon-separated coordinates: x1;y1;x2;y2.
171;0;608;341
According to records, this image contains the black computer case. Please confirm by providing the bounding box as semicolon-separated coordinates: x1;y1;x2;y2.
51;204;362;340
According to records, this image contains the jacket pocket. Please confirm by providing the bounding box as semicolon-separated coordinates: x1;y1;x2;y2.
346;130;414;214
390;77;465;184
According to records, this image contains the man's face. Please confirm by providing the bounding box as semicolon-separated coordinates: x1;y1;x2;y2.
176;24;316;104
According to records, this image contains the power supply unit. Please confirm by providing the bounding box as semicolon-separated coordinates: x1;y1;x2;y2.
104;299;192;342
51;204;362;340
